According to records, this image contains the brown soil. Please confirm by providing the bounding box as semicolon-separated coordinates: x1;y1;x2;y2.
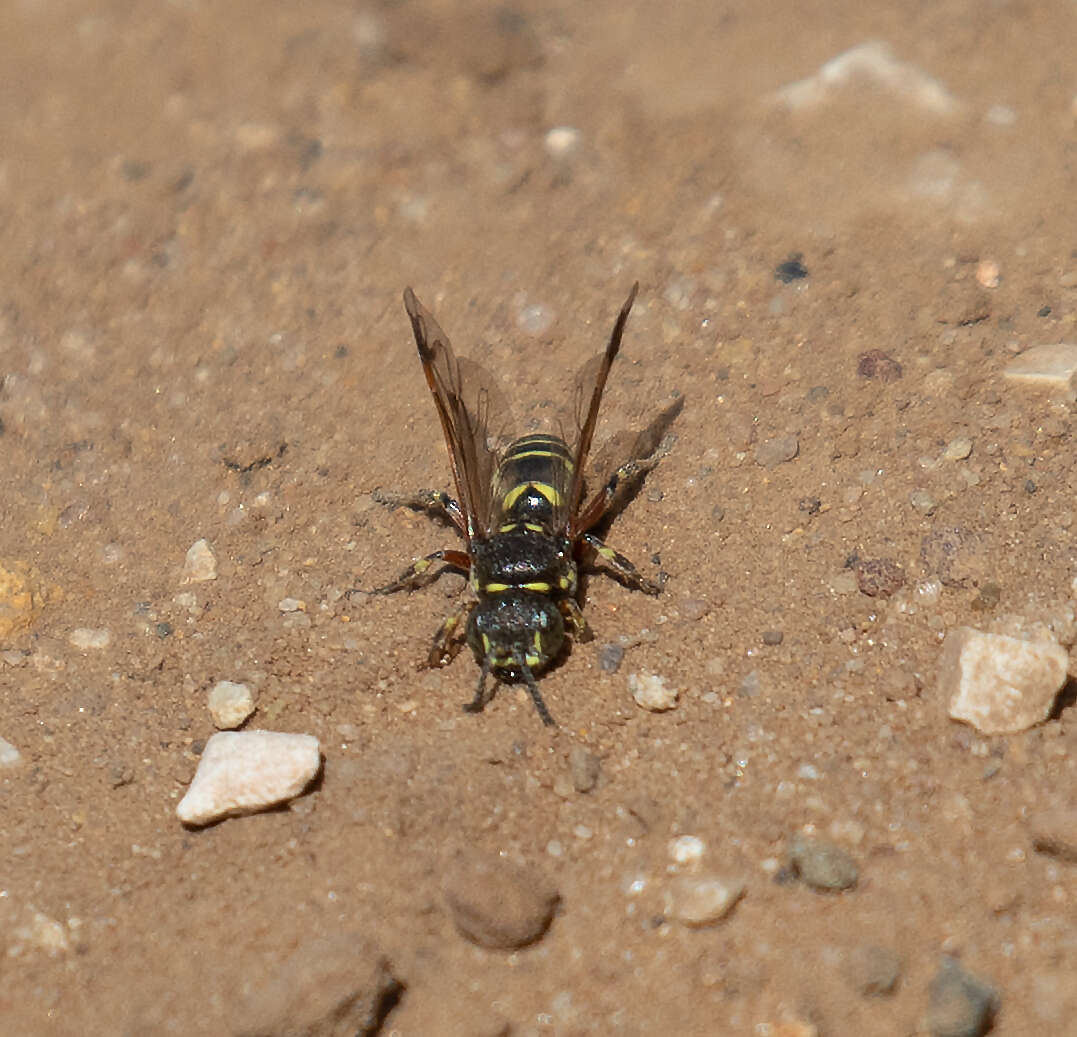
2;1;1076;1034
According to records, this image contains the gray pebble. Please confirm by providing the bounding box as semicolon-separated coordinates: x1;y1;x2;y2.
926;957;998;1037
1029;808;1077;864
443;853;559;949
788;834;859;891
737;670;761;698
598;642;625;673
843;944;902;996
680;598;710;622
762;629;784;646
910;489;937;515
569;745;601;793
754;434;799;468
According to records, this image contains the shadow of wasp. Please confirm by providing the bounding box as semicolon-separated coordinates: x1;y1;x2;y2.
370;283;683;726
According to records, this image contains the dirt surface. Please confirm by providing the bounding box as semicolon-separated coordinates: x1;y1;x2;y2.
3;2;1077;1034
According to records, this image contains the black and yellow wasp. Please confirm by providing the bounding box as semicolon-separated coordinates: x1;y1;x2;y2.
374;283;682;726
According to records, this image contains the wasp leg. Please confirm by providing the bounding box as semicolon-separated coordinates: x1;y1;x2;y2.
428;598;474;668
581;533;664;596
558;597;594;643
572;399;683;538
373;549;470;595
574;452;667;536
372;488;467;535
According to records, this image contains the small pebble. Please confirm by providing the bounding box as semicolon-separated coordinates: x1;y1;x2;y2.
970;583;1001;612
754;434;799;468
176;730;321;826
854;558;906;598
944;437;974;461
910;490;937;514
774;254;809;283
926;957;998;1037
68;627;111;650
843;944;903;996
669;835;706;866
598;642;625;673
0;560;44;642
207;680;256;730
856;350;903;382
762;629;784;646
569;745;601;793
974;259;1000;289
940;626;1067;734
787;834;859;891
443;853;559;949
277;597;305;613
1028;808;1077;864
628;671;679;712
679;597;710;622
738;670;761;697
182;538;218;583
544;125;582;160
664;874;745;927
0;736;21;768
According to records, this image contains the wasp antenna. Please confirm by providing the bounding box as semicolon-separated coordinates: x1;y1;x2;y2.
513;649;556;727
464;656;492;715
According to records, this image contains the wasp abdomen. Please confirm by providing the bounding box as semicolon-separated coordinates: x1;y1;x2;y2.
493;433;574;527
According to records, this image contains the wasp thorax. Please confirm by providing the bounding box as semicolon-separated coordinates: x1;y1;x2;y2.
467;589;565;674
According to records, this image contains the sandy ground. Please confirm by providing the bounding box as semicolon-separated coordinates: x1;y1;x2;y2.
2;1;1077;1034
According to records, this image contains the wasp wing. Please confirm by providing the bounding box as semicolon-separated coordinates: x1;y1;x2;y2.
554;283;639;534
581;395;684;529
402;288;501;540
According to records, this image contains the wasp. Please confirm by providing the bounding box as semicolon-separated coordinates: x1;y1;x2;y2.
373;283;682;726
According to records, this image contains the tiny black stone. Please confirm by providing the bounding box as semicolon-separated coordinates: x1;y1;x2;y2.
775;254;809;283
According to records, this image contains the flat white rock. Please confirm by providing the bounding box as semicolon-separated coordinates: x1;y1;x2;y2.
628;671;679;712
182;538;218;583
177;730;321;825
0;735;21;768
664;874;746;927
940;627;1067;734
1003;344;1077;390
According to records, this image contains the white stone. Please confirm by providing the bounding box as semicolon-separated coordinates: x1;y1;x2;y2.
664;874;746;927
669;835;706;867
544;125;582;159
182;538;218;583
176;731;321;825
628;671;679;712
0;736;21;767
207;680;256;730
940;627;1067;734
68;627;111;650
1004;344;1077;390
